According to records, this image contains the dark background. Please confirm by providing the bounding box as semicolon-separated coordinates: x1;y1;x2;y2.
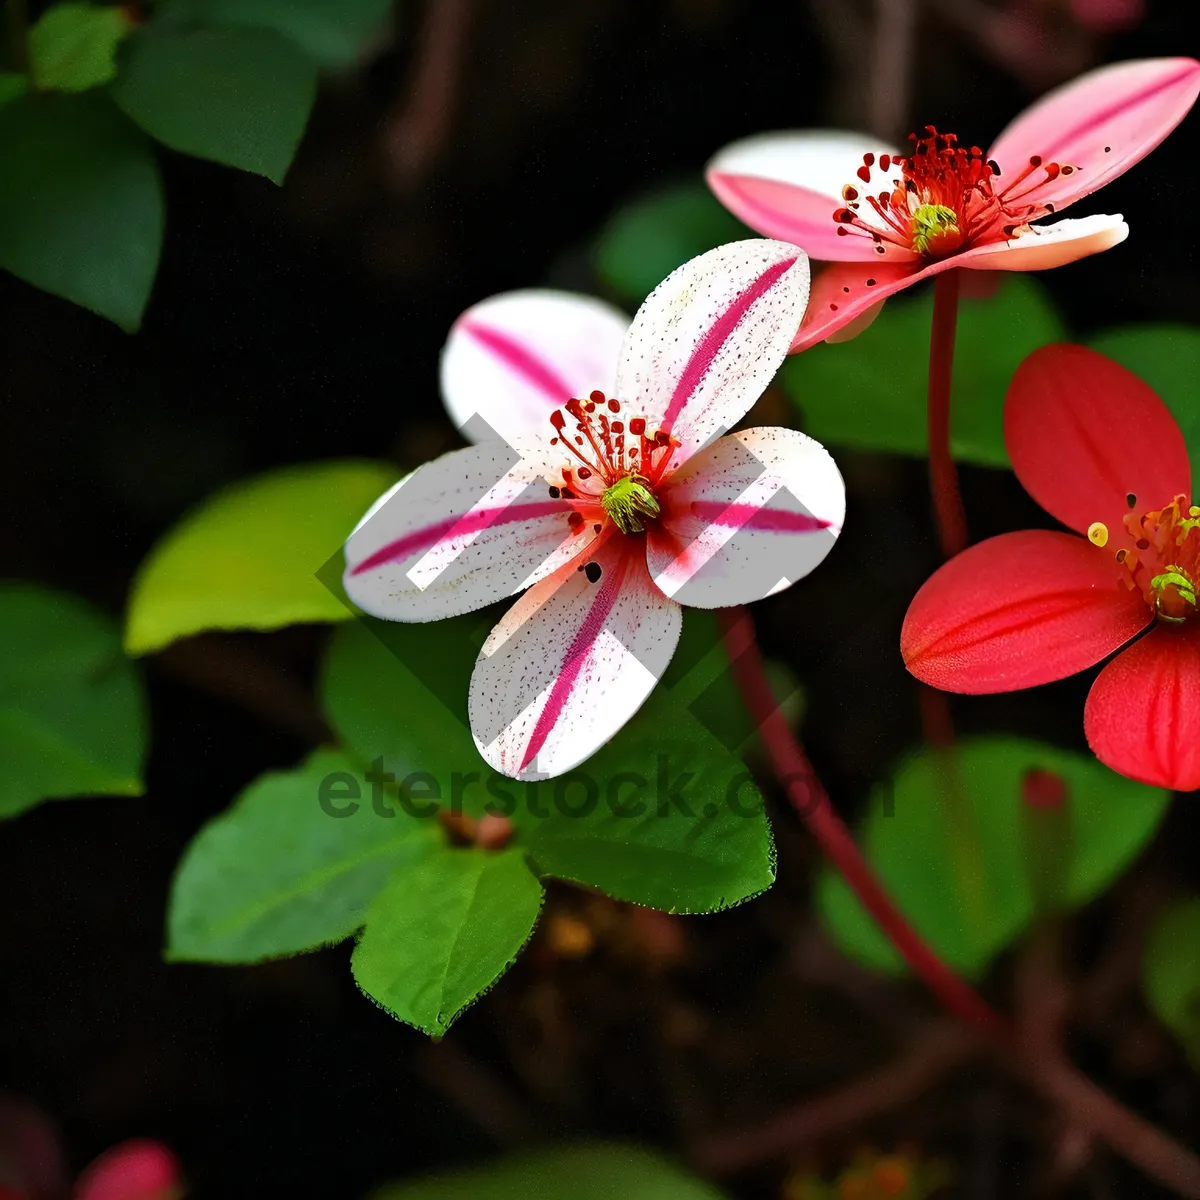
2;1;1199;1195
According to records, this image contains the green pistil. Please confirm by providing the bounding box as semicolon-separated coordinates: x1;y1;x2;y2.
602;476;659;534
1150;567;1197;623
910;203;960;256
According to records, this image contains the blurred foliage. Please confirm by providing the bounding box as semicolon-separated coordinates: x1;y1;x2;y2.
784;1148;952;1200
0;0;393;327
124;459;399;655
0;583;146;819
781;276;1065;467
1142;896;1200;1068
372;1144;726;1200
817;737;1170;976
593;182;750;306
1087;324;1200;477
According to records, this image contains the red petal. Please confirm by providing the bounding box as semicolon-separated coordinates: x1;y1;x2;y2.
1085;622;1200;791
902;529;1150;693
74;1141;181;1200
1005;344;1190;536
790;259;924;352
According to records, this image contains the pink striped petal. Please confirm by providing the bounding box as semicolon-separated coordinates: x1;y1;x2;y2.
441;290;630;444
615;239;810;468
956;213;1128;272
647;428;844;607
987;57;1200;213
470;536;681;780
344;443;599;622
707;131;909;263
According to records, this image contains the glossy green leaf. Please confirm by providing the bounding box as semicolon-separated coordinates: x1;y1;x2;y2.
125;459;399;655
1142;897;1200;1068
818;737;1170;976
322;609;776;914
168;748;436;962
594;182;751;305
352;845;543;1035
30;1;133;92
781;275;1066;467
373;1144;726;1200
159;0;393;64
0;583;146;819
113;25;318;182
1087;325;1200;478
0;93;163;330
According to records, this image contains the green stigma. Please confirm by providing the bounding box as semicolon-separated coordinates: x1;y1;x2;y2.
602;475;659;534
910;203;960;257
1150;566;1198;624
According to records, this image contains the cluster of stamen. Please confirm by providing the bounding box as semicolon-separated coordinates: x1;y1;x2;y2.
831;128;1079;259
1093;494;1200;624
548;390;678;535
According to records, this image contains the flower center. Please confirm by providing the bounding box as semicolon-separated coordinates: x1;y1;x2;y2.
832;128;1077;259
1097;494;1200;623
547;390;676;536
601;475;660;534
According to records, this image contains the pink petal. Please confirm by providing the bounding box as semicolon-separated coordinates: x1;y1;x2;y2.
441;290;629;444
987;57;1200;213
955;213;1128;272
647;428;844;606
1005;343;1190;537
344;443;599;622
615;239;810;467
1085;623;1200;792
790;259;922;352
74;1140;181;1200
902;529;1150;694
470;535;681;780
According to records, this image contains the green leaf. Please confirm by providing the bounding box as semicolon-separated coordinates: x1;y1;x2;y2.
594;182;751;305
0;93;163;330
1142;897;1200;1068
372;1144;727;1200
112;24;318;182
322;609;777;915
167;748;436;962
781;275;1066;467
817;737;1170;976
0;583;146;819
1086;325;1200;478
351;845;543;1035
125;459;399;655
0;73;27;107
30;1;133;92
159;0;393;65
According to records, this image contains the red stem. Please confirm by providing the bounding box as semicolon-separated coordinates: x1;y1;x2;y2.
928;269;968;558
719;607;1006;1040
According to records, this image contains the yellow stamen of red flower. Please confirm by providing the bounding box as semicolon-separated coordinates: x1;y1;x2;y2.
1110;494;1200;623
1087;521;1109;547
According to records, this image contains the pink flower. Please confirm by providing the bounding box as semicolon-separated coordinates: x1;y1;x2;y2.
706;59;1200;351
343;241;845;780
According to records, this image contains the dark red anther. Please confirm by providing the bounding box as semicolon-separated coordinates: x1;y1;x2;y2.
568;511;584;529
550;410;566;430
607;398;620;413
842;184;859;201
654;430;670;445
879;153;891;172
835;208;856;223
629;417;646;436
589;389;604;404
857;165;871;184
578;467;591;479
1029;155;1042;167
611;420;623;433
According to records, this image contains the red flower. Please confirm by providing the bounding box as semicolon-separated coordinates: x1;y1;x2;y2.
902;343;1200;791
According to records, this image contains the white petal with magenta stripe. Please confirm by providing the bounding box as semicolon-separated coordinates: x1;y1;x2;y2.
470;538;681;781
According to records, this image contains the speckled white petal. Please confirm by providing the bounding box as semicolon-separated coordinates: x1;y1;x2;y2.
470;536;681;781
344;441;600;622
613;239;810;470
440;290;631;444
647;428;844;607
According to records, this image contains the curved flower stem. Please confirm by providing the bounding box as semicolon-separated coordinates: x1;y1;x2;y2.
718;605;1200;1197
719;606;1005;1040
928;269;968;558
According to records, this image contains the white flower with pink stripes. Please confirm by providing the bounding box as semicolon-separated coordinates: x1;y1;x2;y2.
343;240;845;780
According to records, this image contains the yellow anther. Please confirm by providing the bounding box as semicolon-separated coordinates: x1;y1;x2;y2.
1190;506;1200;518
1087;521;1109;547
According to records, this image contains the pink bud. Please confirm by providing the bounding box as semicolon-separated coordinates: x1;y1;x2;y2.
74;1140;182;1200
